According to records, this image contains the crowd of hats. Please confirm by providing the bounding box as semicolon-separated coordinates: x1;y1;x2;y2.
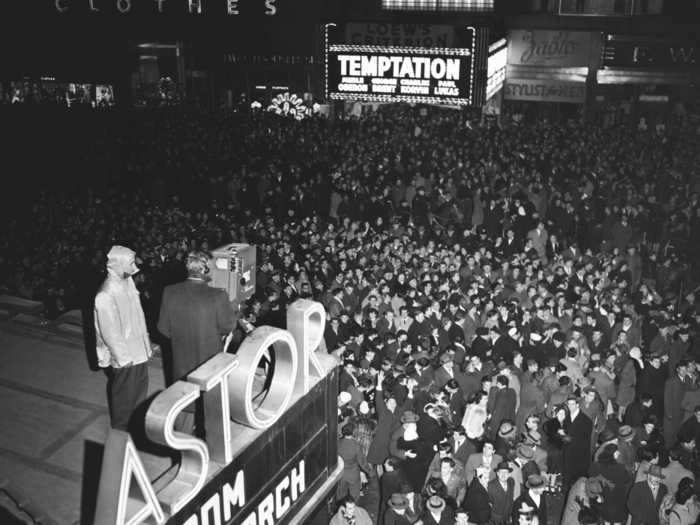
2;105;700;332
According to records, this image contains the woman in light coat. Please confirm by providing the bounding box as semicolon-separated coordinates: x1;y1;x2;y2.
461;391;488;440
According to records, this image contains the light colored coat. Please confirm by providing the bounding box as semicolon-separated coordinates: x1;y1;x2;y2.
94;246;151;368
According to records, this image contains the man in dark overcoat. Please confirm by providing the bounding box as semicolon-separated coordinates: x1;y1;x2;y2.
664;360;689;446
562;395;593;488
626;464;668;525
157;251;235;385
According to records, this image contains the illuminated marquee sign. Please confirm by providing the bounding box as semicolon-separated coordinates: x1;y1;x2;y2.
326;41;475;105
94;299;341;525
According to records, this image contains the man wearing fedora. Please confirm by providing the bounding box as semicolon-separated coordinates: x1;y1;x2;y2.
390;409;433;494
512;474;548;525
580;385;605;451
488;461;515;525
379;457;406;522
420;495;453;525
522;427;548;474
664;360;690;446
513;444;541;492
495;420;518;457
626;464;668;525
382;493;412;525
616;425;638;474
489;375;517;440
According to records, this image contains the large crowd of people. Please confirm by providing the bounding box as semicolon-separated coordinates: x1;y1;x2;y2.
3;103;700;524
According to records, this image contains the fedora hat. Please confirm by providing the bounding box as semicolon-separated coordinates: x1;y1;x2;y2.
401;410;420;424
495;460;513;473
526;473;546;489
498;421;517;439
618;425;636;441
515;501;536;515
388;493;408;510
427;495;445;511
523;430;542;446
517;444;535;461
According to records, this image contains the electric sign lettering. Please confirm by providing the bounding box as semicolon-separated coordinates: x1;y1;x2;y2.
94;299;338;525
327;43;474;105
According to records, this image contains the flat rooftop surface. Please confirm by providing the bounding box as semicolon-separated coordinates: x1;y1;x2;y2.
0;319;171;525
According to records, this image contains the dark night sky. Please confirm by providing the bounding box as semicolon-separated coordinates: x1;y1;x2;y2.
0;0;330;79
1;1;696;80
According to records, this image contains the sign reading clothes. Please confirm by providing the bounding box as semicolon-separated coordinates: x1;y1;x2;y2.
504;79;585;103
507;30;592;67
326;44;474;105
345;23;455;48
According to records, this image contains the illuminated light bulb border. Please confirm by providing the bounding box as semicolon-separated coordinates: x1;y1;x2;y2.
328;44;472;57
324;23;337;102
467;26;476;107
329;92;471;106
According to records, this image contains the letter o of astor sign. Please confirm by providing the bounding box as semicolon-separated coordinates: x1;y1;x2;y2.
229;326;298;429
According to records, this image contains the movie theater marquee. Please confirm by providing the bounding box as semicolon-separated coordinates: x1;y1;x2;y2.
326;27;476;106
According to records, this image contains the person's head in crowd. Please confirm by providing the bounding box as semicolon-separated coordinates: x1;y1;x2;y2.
674;477;695;507
618;425;635;443
336;496;359;520
582;386;597;406
444;379;459;398
525;359;539;375
454;509;470;525
642;414;658;437
341;422;355;438
676;360;689;378
440;456;456;479
552;331;566;347
496;375;510;390
679;431;696;451
526;474;546;497
599;443;620;464
106;245;140;280
645;464;665;490
553;404;568;424
425;478;447;499
524;414;541;434
638;446;659;466
482;440;495;459
384;456;399;472
639;393;653;409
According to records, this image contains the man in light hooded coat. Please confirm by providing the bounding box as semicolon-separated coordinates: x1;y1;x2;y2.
94;245;152;430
